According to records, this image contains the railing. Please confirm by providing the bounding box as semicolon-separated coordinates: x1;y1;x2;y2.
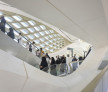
6;23;38;49
42;60;83;77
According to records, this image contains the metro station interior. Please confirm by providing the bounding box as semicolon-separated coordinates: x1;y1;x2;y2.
0;0;108;92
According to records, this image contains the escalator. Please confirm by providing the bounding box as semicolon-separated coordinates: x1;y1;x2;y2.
0;29;41;68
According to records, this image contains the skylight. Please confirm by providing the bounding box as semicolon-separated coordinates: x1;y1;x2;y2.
28;20;36;26
39;32;45;36
40;25;46;30
45;36;49;40
49;30;54;33
45;41;49;45
50;49;54;52
12;23;21;28
14;30;19;36
49;35;53;38
27;34;35;39
34;26;41;31
28;28;35;33
21;22;29;27
34;33;40;38
40;38;45;42
34;40;40;44
22;37;27;41
0;11;3;15
49;45;53;47
12;16;22;21
5;16;14;22
40;44;45;48
49;40;53;43
20;29;28;34
45;30;50;34
5;24;10;29
53;34;57;37
45;47;49;50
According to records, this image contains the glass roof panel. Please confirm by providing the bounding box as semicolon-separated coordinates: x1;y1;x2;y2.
34;40;40;44
49;30;54;33
40;38;45;42
28;28;35;33
28;20;36;26
39;32;45;36
44;36;49;40
49;40;53;43
40;25;46;30
22;37;27;41
20;29;28;34
45;30;50;34
12;23;22;28
14;30;19;36
12;15;22;21
5;16;14;22
45;47;49;50
50;49;54;52
0;11;3;15
45;41;49;45
34;33;40;38
40;44;45;48
21;22;29;27
5;24;10;29
34;26;41;31
53;34;57;37
27;34;35;39
49;35;53;38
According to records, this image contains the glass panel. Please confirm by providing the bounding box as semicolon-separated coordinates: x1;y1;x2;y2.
39;32;45;36
45;41;49;45
40;25;46;30
34;40;40;44
20;29;28;34
34;33;40;38
5;24;10;29
12;23;22;28
27;34;35;39
34;26;41;31
50;49;54;52
12;15;22;21
45;47;49;50
49;30;54;33
49;35;53;38
49;45;53;47
21;22;29;27
28;28;35;33
45;30;50;34
14;30;19;36
22;37;27;41
28;20;36;26
53;34;57;37
40;44;45;48
0;11;3;15
5;16;14;22
40;38;45;42
45;36;49;40
49;40;53;43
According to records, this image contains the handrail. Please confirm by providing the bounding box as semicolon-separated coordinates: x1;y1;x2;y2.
42;60;83;76
6;22;38;49
81;65;108;92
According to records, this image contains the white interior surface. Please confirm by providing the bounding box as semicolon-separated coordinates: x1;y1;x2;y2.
0;0;108;92
0;31;41;66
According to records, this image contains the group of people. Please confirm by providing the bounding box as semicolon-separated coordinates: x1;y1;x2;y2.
39;53;84;75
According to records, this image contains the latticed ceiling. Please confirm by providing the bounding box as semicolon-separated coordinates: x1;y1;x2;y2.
0;10;71;53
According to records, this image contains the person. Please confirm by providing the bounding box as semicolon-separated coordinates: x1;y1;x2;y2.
7;28;15;39
72;54;77;61
17;33;22;44
0;16;6;33
40;48;44;57
36;49;40;57
29;43;32;52
40;56;48;72
60;55;66;73
50;57;56;75
29;42;35;53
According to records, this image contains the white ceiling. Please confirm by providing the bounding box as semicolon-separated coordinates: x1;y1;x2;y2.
1;0;108;48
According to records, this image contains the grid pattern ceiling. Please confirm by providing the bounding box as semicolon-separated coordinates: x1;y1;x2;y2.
0;10;71;53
